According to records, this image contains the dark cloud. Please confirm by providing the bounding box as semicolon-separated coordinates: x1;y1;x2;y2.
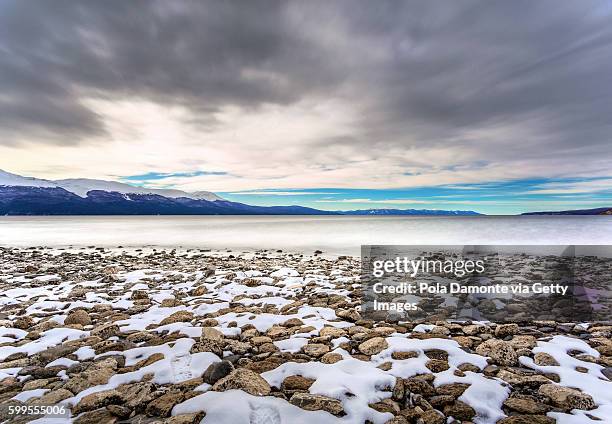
1;0;611;168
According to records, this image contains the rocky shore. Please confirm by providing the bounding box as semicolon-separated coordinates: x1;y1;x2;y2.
0;247;610;423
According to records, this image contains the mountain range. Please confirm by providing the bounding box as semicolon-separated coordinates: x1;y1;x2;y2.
0;169;483;216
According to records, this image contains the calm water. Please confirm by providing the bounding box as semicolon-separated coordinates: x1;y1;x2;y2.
1;215;611;256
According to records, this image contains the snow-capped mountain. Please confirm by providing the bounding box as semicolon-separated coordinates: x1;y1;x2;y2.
0;169;222;201
0;169;483;216
0;169;58;188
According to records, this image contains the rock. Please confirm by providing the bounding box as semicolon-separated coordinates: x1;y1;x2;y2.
281;375;315;392
146;392;184;417
319;326;346;338
443;400;475;421
463;324;487;335
117;382;157;411
212;368;271;396
358;337;388;355
74;408;118;424
320;352;343;364
160;311;194;326
405;377;436;397
495;323;519;338
302;343;330;357
534;352;560;366
497;416;555;424
106;405;132;418
91;323;120;339
289;393;344;416
475;339;518;366
73;389;125;414
426;359;449;373
436;383;470;397
13;316;34;330
420;409;445;424
503;397;551;414
164;413;206;424
65;309;92;326
203;361;234;385
336;309;360;322
191;338;223;357
391;351;419;360
282;318;304;327
538;383;595;410
201;327;223;341
31;388;72;405
497;370;551;387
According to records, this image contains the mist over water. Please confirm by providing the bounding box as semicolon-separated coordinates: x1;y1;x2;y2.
1;216;611;256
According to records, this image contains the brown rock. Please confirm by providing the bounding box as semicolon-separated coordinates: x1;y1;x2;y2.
146;391;185;417
160;311;194;326
358;337;388;355
475;339;518;366
302;343;330;357
65;310;92;326
503;397;551;414
539;383;595;410
497;416;555;424
212;368;271;396
391;351;419;360
290;393;344;415
534;352;560;366
73;389;125;414
281;375;315;392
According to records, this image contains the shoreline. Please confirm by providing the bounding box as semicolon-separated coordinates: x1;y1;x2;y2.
0;247;611;423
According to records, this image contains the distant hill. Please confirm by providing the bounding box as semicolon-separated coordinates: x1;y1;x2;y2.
1;169;482;216
339;208;481;216
522;207;612;215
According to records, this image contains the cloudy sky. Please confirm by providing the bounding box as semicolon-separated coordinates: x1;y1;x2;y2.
1;0;611;214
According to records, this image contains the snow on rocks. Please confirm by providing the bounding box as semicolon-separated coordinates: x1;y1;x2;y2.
0;246;610;424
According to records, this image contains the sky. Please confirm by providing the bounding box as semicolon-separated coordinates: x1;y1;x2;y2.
1;0;611;214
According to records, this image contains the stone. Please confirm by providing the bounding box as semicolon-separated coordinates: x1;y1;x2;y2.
436;383;470;397
320;352;343;364
164;413;206;424
420;409;445;424
281;375;315;392
31;388;72;405
534;352;560;366
212;368;271;396
495;323;519;338
117;382;157;411
497;416;555;424
319;326;346;338
160;311;194;326
201;327;224;341
289;393;344;415
503;397;551;414
73;389;125;414
336;309;360;322
475;339;518;366
358;337;388;355
146;392;184;417
65;309;92;326
443;400;475;421
74;408;118;424
426;359;449;373
91;323;120;339
391;351;419;360
302;343;330;357
13;316;34;330
539;383;595;410
203;360;234;385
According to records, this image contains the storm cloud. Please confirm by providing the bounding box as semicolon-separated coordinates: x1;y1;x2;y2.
1;0;611;192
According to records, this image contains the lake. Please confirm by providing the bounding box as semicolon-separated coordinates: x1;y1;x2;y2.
1;215;611;256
